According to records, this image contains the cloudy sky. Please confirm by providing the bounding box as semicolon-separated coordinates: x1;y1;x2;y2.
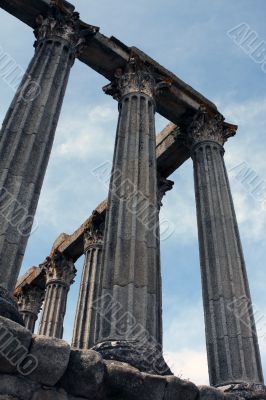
0;0;266;385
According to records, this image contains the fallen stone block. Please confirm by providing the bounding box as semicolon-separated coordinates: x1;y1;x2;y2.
27;335;71;386
0;374;40;400
0;317;32;375
59;349;104;398
165;376;199;400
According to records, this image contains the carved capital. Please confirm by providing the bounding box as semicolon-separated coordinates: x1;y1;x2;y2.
16;285;44;315
44;251;76;287
34;7;99;55
103;57;170;100
158;175;174;209
188;107;237;148
84;211;104;251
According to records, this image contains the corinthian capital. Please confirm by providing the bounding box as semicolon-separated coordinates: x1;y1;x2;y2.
188;107;237;147
16;285;44;315
44;251;76;287
84;211;104;251
103;57;163;100
34;7;99;53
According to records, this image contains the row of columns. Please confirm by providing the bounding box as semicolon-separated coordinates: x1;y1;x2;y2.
15;251;76;337
0;1;263;389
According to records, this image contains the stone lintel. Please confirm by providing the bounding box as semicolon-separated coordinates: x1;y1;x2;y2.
1;0;226;128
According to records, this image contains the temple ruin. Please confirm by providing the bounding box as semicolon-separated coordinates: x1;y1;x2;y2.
0;1;265;399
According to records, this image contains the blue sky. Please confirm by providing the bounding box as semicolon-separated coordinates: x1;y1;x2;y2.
0;0;266;384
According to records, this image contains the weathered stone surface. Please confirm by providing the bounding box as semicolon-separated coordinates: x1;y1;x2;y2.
32;388;68;400
0;288;24;325
94;340;171;376
0;374;40;400
72;223;104;350
16;285;44;333
68;396;88;400
0;317;32;374
141;373;167;400
189;108;263;386
104;360;196;400
104;360;144;399
94;59;168;375
27;335;70;386
0;7;85;295
38;253;76;339
221;383;266;400
60;349;104;398
165;376;199;400
199;385;225;400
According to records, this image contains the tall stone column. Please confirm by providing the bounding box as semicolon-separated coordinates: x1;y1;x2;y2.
72;217;104;349
38;251;76;338
16;285;44;333
92;57;170;375
189;108;264;388
0;6;98;319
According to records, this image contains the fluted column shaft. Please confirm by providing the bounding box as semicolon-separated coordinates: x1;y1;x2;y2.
92;58;169;375
190;109;263;386
72;225;103;349
38;252;76;338
16;285;44;332
0;8;98;295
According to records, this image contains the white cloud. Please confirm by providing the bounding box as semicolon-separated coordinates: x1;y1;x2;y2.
164;350;209;385
163;301;208;384
55;104;117;159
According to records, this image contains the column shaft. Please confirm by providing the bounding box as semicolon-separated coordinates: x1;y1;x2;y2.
92;58;170;375
0;8;98;294
72;224;103;349
190;109;263;386
38;251;76;338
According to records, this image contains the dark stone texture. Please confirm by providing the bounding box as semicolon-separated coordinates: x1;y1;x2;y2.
165;376;199;400
199;385;226;400
104;360;198;400
93;340;171;376
104;360;144;399
190;110;263;386
0;316;32;375
0;374;40;400
0;12;79;294
221;383;266;400
0;288;24;325
59;349;104;398
31;388;68;400
27;335;71;386
72;229;103;349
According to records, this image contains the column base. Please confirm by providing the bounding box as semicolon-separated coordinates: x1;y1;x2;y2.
0;286;24;325
92;340;172;376
219;383;266;399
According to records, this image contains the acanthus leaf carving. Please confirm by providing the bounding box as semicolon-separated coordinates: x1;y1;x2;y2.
188;106;237;147
34;6;99;56
16;285;44;315
44;250;76;287
103;56;172;100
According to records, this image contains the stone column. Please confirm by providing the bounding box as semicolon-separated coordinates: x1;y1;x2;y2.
92;57;170;375
72;218;104;349
0;6;98;317
16;285;44;332
189;107;264;387
38;251;76;338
